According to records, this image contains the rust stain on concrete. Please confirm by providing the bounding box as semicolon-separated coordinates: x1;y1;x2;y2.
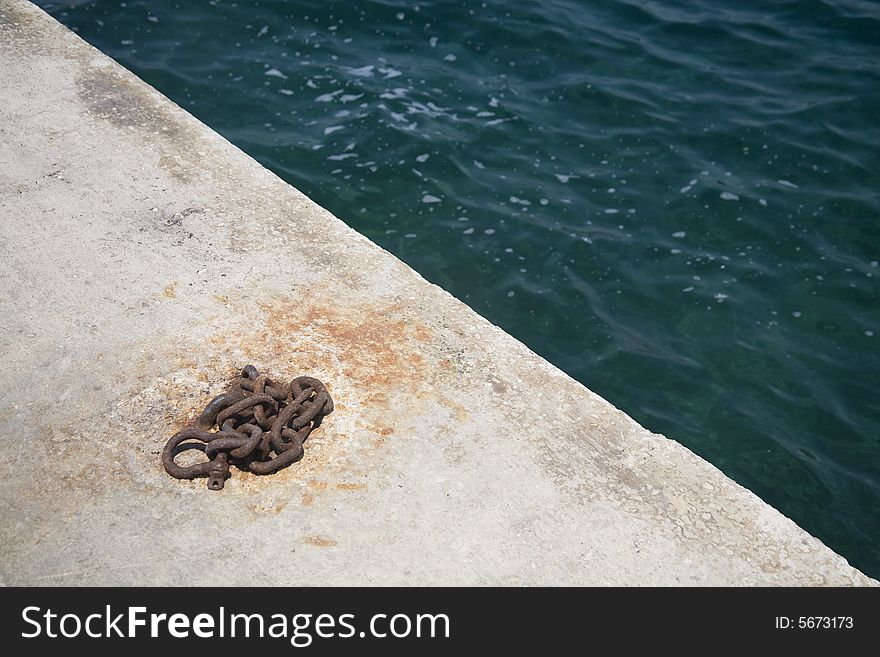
246;499;288;515
335;482;367;491
304;536;337;548
147;293;441;507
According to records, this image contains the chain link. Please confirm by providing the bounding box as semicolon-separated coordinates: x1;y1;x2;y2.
162;365;334;490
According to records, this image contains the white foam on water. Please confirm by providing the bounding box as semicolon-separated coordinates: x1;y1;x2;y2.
380;88;408;100
680;185;692;193
379;67;402;79
672;231;686;238
278;89;294;96
759;198;768;206
720;192;740;201
340;93;364;103
257;25;268;37
416;153;430;163
426;100;452;113
422;194;442;204
429;36;438;48
265;68;287;79
327;153;357;161
345;65;375;77
462;227;475;235
315;90;343;102
555;174;577;183
444;54;458;62
473;160;485;169
324;126;344;135
778;179;799;189
484;229;496;235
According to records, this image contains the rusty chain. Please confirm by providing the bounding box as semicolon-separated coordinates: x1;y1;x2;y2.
162;365;333;490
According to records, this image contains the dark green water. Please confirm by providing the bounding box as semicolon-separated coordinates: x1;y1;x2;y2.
38;0;879;577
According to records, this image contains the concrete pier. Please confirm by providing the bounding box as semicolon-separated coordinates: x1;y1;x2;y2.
0;0;874;585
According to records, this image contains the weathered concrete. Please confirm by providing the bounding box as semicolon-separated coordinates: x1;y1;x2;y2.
0;0;873;586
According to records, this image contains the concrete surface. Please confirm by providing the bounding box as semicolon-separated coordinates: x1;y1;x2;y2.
0;0;874;586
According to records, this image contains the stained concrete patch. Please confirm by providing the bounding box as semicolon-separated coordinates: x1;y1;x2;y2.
0;0;875;586
76;64;201;183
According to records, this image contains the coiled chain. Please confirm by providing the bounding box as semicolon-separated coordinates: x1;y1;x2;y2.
162;365;333;490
